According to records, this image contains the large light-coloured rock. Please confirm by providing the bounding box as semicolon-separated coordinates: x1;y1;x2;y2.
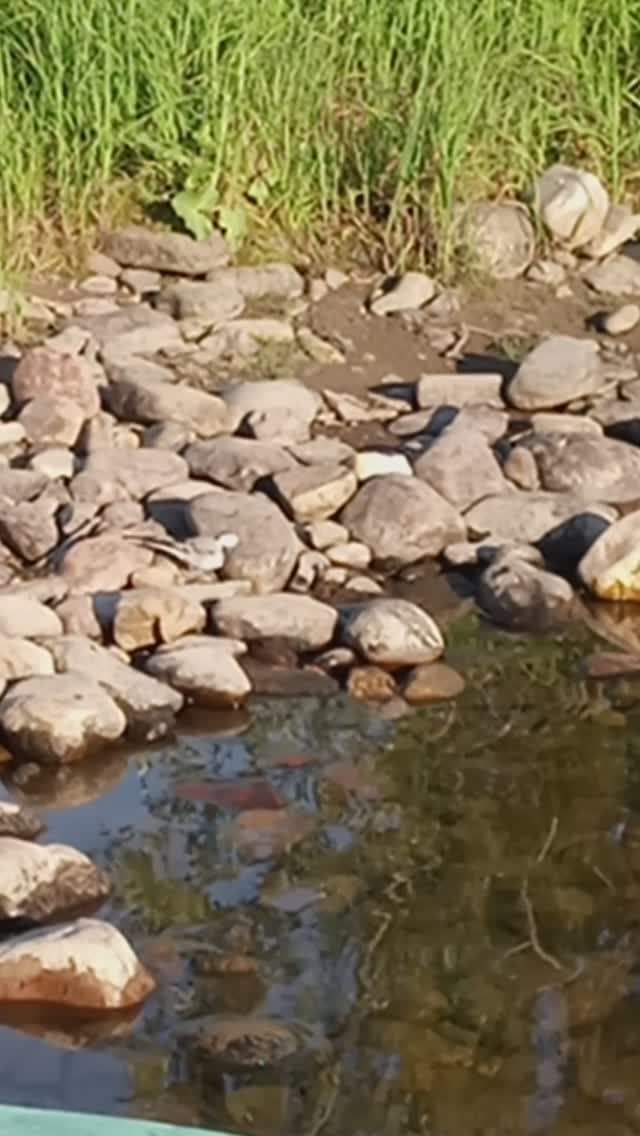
583;254;640;297
466;491;615;544
0;596;62;638
0;498;60;563
0;802;43;841
508;336;603;410
49;636;183;737
340;475;465;564
145;638;251;707
530;412;603;437
413;428;506;510
11;348;100;418
77;304;183;359
80;448;188;499
59;534;153;594
0;675;126;763
534;165;609;248
113;588;206;651
271;464;357;522
104;226;230;275
340;598;444;668
602;303;640;336
0;838;110;922
0;637;53;681
221;379;321;434
458;201;534;279
214;594;337;651
417;373;504;409
578;511;640;601
477;558;575;629
155;280;244;323
370;272;436;315
206;263;304;300
107;374;229;437
528;433;640;504
0;918;155;1010
19;395;85;447
583;204;640;259
185;436;295;492
188;490;300;593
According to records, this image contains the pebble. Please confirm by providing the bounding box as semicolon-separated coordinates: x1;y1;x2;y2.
602;304;640;336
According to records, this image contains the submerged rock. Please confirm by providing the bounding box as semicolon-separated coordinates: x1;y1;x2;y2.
477;558;575;630
0;838;110;922
403;662;466;703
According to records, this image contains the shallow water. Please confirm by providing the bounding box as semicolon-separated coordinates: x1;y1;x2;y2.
2;613;640;1134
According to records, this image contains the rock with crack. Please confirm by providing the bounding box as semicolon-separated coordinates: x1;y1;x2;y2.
0;802;44;841
578;510;640;601
0;675;127;764
214;594;337;651
188;490;300;593
508;336;604;411
104;225;230;275
413;427;507;510
340;475;465;565
0;917;155;1010
112;588;207;651
78;304;184;359
477;557;575;630
145;637;251;708
340;598;444;668
270;463;357;522
48;636;183;740
0;838;110;922
534;165;609;249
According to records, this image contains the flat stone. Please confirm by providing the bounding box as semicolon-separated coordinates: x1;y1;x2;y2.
353;451;412;481
466;491;615;544
19;395;85;447
120;268;161;294
214;594;337;651
206;263;304;300
31;448;76;479
323;389;407;423
0;802;43;841
530;412;603;436
326;542;371;569
271;464;357;522
458;201;534;278
155;280;244;323
0;674;126;764
508;336;604;410
103;356;175;386
578;511;640;601
186;437;295;492
11;348;100;418
584;254;640;297
370;272;436;315
478;558;575;629
288;438;355;466
388;411;434;438
0;637;53;680
341;475;465;564
0;918;155;1010
59;534;153;593
534;165;609;248
403;662;466;703
413;428;507;510
221;379;321;434
0;838;110;922
0;596;62;638
145;640;251;708
417;373;504;409
107;373;229;437
306;520;349;550
527;433;640;503
112;588;206;651
246;406;313;444
188;490;300;593
104;226;230;275
76;304;183;359
80;448;188;498
0;470;48;504
340;598;444;668
0;498;59;562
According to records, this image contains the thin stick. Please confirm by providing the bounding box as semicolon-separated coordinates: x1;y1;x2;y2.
520;878;564;972
537;816;559;864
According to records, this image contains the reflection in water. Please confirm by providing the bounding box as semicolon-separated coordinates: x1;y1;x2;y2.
3;615;640;1132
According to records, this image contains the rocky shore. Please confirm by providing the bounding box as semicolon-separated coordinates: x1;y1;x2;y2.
1;163;640;1020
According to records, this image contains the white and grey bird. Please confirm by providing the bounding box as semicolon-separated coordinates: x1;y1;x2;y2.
123;531;239;573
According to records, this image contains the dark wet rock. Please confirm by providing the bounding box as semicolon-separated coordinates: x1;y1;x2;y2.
0;675;127;764
104;226;230;276
214;594;336;651
113;588;206;650
231;808;315;862
107;373;230;437
145;639;252;708
188;1015;310;1073
11;347;100;418
477;558;575;629
346;665;397;702
403;662;466;703
591;396;640;446
185;436;295;492
466;491;615;545
49;636;182;740
0;838;110;922
508;336;604;411
0;802;43;841
578;510;640;601
537;511;611;577
0;918;155;1010
341;475;465;565
527;433;640;503
341;598;443;668
242;661;338;699
188;490;300;593
413;428;507;510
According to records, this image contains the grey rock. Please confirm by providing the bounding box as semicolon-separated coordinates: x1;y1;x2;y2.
503;445;540;491
246;406;312;444
58;533;153;594
214;594;337;651
76;305;183;359
340;598;443;667
477;558;575;629
188;490;300;593
508;336;603;410
11;348;100;419
528;433;640;503
416;372;504;409
155;280;244;324
0;596;62;638
145;479;218;537
205;263;304;300
466;491;615;544
370;272;436;315
221;379;321;434
590;397;640;445
186;436;295;492
80;448;188;499
271;464;357;521
144;639;251;708
413;428;506;510
458;201;534;278
0;674;126;764
143;422;193;451
340;475;465;564
534;165;609;248
103;356;175;386
107;373;229;436
18;396;85;448
0;498;59;562
103;226;230;276
530;412;603;436
353;451;413;481
584;254;640;297
288;438;355;466
583;204;640;259
120;268;162;295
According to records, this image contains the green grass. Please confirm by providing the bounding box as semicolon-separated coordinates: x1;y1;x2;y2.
1;0;640;276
